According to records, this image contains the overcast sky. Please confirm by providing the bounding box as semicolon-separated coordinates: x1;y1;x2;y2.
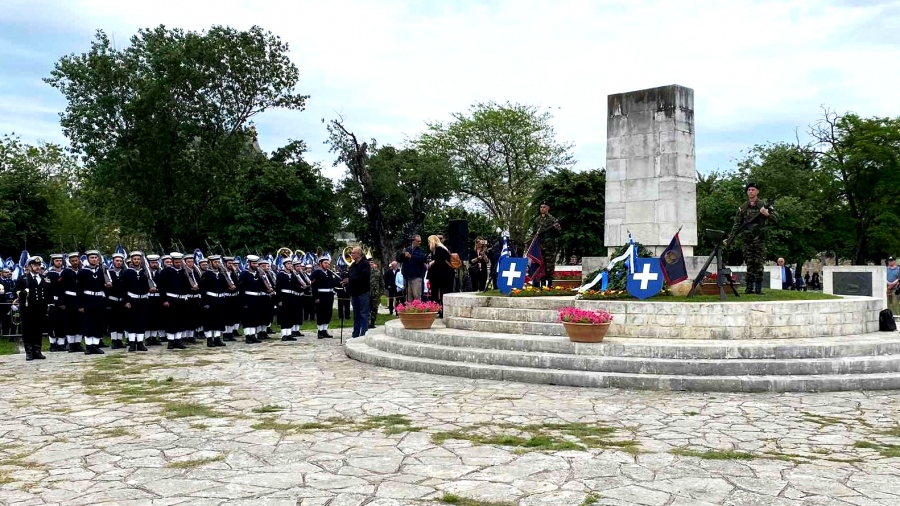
2;0;899;181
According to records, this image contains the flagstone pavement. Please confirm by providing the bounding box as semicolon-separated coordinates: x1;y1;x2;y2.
2;332;900;506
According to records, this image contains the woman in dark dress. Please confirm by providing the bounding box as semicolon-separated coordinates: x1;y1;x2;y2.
428;235;454;316
468;237;490;292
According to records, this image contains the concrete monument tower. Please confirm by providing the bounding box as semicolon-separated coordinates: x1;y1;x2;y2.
604;85;698;256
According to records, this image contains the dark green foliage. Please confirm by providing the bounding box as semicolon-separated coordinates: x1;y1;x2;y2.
532;169;605;261
44;25;313;249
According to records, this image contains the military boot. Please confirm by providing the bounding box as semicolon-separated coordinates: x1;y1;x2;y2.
755;280;764;295
128;341;137;352
25;346;34;361
111;340;125;350
33;347;46;359
213;336;226;347
136;341;148;352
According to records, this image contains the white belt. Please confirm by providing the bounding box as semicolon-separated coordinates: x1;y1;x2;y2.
84;291;106;297
189;294;201;299
281;289;300;296
168;294;188;300
64;291;77;296
205;292;226;297
317;289;334;293
108;296;122;302
244;291;264;296
147;292;159;297
127;292;148;299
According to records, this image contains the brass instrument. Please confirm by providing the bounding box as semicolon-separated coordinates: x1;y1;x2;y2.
343;246;354;267
277;247;307;288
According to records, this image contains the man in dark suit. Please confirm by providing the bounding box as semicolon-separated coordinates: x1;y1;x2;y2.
384;261;398;315
777;258;794;290
14;256;52;360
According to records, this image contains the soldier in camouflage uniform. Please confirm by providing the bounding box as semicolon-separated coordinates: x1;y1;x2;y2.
532;201;562;288
728;182;776;295
369;258;383;328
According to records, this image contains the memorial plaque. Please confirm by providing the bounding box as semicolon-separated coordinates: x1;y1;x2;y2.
832;272;873;296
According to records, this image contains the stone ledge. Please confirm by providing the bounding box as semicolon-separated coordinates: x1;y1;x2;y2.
345;338;900;392
384;321;900;359
366;334;900;377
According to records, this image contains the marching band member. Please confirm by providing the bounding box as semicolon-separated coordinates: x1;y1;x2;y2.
157;252;187;350
291;261;307;337
223;256;241;341
239;255;266;344
275;258;298;341
145;254;163;345
257;259;275;339
182;256;202;344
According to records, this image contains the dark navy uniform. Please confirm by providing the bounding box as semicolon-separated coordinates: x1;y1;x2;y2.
200;265;227;347
310;265;339;338
239;266;267;343
157;263;187;349
223;261;241;340
77;263;109;354
146;263;163;344
60;264;83;352
107;265;126;348
15;262;52;360
276;267;298;340
123;265;151;350
45;265;67;351
182;263;202;342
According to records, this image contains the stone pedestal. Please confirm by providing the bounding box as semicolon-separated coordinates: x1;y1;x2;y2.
605;85;697;256
823;266;887;309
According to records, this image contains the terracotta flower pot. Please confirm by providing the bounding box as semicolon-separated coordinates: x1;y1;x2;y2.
398;312;438;330
562;322;611;343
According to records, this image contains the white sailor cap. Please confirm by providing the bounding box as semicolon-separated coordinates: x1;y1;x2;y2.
246;255;260;262
27;255;43;265
85;250;100;257
198;257;208;263
68;252;80;258
170;252;184;260
258;259;270;265
50;254;64;260
208;255;221;261
160;255;172;261
146;254;160;261
282;258;293;264
130;251;143;257
318;256;330;264
111;253;125;259
223;256;235;262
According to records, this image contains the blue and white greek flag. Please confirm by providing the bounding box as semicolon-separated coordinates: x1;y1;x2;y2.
496;236;510;273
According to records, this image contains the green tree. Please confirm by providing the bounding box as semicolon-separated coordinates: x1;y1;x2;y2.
219;141;337;255
809;110;900;264
418;102;574;246
328;118;456;264
532;168;605;261
422;205;497;251
44;25;308;247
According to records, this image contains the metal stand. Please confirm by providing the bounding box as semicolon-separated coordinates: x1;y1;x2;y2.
687;229;740;300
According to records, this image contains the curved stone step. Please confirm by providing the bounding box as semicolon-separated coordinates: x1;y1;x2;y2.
384;321;900;359
445;316;567;336
345;338;900;392
367;333;900;376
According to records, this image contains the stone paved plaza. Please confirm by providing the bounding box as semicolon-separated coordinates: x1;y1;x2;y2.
2;332;900;506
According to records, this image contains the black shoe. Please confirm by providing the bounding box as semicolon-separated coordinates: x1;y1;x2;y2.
223;332;232;341
128;342;137;352
185;336;197;344
317;330;326;340
136;342;148;352
48;343;58;352
266;326;274;334
111;340;125;350
245;335;260;344
258;333;270;340
159;335;168;342
25;349;34;361
167;341;177;350
175;340;187;350
281;336;297;342
324;331;334;339
97;339;108;348
213;337;226;347
146;337;160;346
207;338;215;348
33;349;46;359
69;343;81;353
369;322;377;329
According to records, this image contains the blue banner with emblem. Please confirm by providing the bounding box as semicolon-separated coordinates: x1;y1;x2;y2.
626;256;664;299
497;257;527;295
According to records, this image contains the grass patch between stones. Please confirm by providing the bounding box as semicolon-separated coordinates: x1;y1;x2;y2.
440;493;515;506
101;427;129;438
670;448;756;460
166;455;225;469
160;402;228;420
251;405;285;414
432;421;638;454
580;493;601;506
249;414;423;437
854;440;900;458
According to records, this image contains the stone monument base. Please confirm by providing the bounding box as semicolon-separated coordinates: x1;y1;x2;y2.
345;293;899;392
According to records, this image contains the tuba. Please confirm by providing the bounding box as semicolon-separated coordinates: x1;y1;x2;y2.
342;246;354;268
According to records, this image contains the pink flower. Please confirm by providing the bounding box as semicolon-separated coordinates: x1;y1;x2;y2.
396;300;442;314
557;307;613;325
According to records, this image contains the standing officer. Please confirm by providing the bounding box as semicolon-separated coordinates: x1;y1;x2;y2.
14;256;51;360
310;256;338;339
531;201;562;288
727;182;776;295
45;254;67;351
